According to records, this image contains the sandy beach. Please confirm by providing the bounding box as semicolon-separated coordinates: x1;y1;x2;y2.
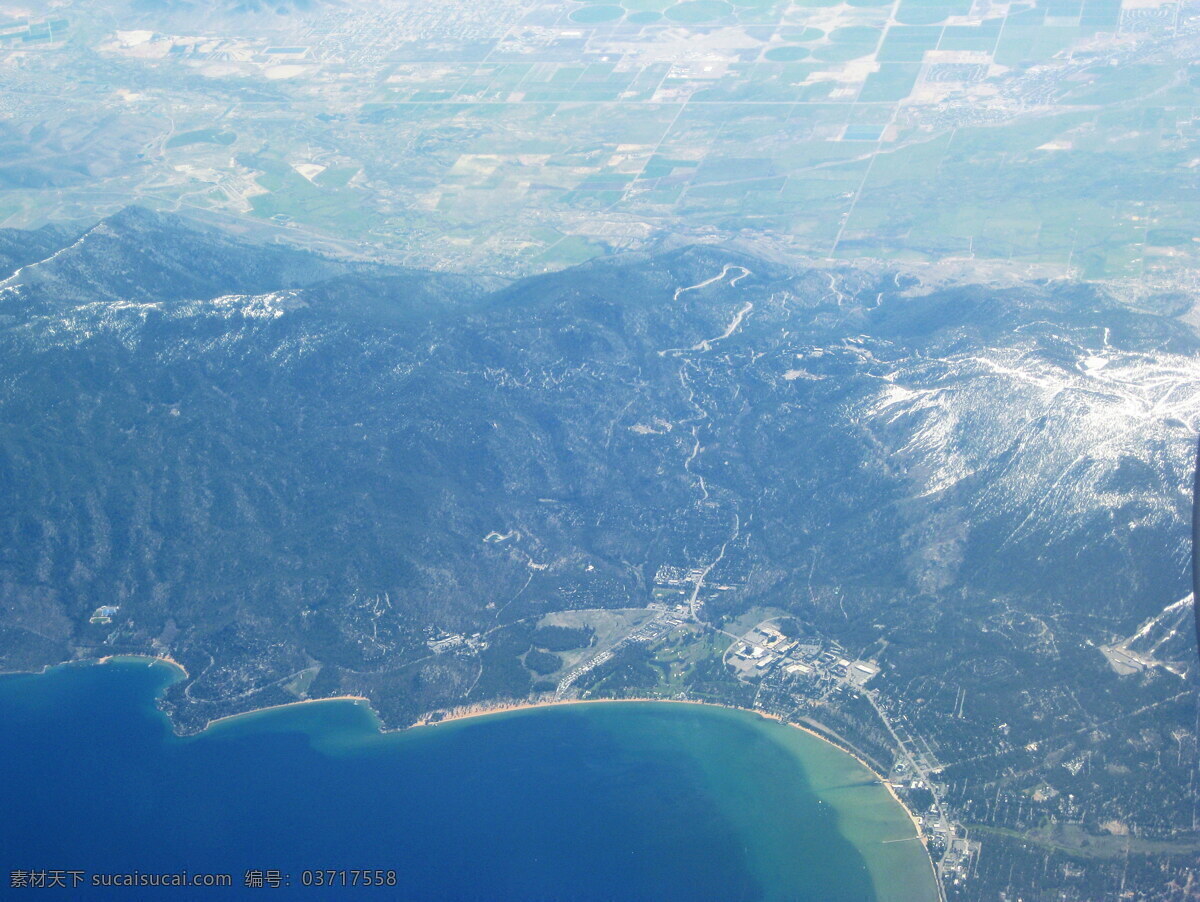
98;653;191;680
202;695;373;731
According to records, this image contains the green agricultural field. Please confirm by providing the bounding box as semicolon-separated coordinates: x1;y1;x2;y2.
20;0;1187;282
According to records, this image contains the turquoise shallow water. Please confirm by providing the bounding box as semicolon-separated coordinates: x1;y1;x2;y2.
0;659;935;901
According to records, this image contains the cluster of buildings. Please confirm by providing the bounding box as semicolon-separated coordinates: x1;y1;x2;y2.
627;611;686;644
425;630;484;654
727;621;881;690
652;564;701;593
729;623;800;675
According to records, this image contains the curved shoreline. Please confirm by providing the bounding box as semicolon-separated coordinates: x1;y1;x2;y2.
203;695;375;730
418;697;930;850
84;658;933;846
98;653;191;679
412;697;939;902
40;655;940;900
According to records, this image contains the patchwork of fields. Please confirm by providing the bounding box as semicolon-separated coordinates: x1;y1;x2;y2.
3;0;1197;279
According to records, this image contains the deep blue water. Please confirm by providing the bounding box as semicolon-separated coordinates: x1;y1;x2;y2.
0;660;881;901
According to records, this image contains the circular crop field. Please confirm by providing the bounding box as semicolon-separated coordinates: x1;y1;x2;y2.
764;45;811;61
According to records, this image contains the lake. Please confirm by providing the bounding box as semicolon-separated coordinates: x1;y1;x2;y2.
0;658;937;901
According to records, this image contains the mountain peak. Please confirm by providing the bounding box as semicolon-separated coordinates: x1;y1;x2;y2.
1;206;350;307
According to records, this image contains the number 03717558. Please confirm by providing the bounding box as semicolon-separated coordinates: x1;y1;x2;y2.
300;870;398;887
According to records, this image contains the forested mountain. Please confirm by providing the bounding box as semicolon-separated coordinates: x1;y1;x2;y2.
1;210;1197;897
